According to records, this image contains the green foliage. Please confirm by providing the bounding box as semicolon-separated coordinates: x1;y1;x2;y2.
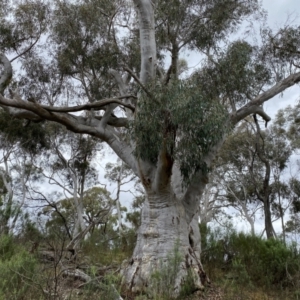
0;0;49;52
216;41;271;105
273;102;300;149
97;275;122;300
52;0;121;98
265;25;300;67
179;268;198;299
201;225;300;288
133;80;229;183
0;202;17;234
0;110;49;154
155;0;259;51
81;222;137;266
81;269;122;300
0;235;39;299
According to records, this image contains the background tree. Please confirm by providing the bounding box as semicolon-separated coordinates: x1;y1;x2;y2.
0;110;47;234
36;125;100;248
44;186;113;242
215;114;295;240
271;103;300;243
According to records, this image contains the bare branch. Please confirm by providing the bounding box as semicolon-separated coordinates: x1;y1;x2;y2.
10;35;40;63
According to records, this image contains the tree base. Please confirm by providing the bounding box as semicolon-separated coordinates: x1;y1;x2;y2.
121;198;207;297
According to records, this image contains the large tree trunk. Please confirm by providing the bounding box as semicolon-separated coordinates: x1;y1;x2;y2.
122;189;206;296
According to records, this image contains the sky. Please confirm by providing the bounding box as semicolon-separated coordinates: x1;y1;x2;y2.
262;0;300;118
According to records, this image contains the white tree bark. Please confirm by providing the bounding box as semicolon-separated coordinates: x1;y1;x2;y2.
115;162;124;235
122;189;205;295
133;0;157;84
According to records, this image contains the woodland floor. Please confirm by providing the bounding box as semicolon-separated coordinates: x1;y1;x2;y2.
56;279;298;300
36;248;298;300
3;235;299;300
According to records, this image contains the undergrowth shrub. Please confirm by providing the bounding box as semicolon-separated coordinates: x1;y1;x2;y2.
78;270;122;300
80;224;137;267
200;224;300;288
0;234;40;299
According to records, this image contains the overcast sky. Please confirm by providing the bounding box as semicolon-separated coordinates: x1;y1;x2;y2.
262;0;300;118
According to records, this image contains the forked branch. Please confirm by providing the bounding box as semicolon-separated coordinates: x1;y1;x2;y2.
232;71;300;124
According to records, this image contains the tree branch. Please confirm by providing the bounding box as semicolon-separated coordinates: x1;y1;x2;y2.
10;34;40;63
40;96;136;113
108;69;128;96
232;72;300;124
124;66;157;102
253;115;271;198
0;93;138;176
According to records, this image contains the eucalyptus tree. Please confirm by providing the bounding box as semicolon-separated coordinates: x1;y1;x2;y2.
197;176;233;229
213;121;263;236
273;102;300;150
0;110;47;234
44;186;113;242
272;103;300;241
38;125;99;242
286;177;300;242
105;159;142;235
216;117;293;239
0;0;300;294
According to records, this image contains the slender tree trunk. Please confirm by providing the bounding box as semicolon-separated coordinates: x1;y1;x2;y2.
0;166;13;234
263;198;275;239
116;163;124;235
122;188;206;296
71;173;86;234
277;191;286;244
239;200;255;236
